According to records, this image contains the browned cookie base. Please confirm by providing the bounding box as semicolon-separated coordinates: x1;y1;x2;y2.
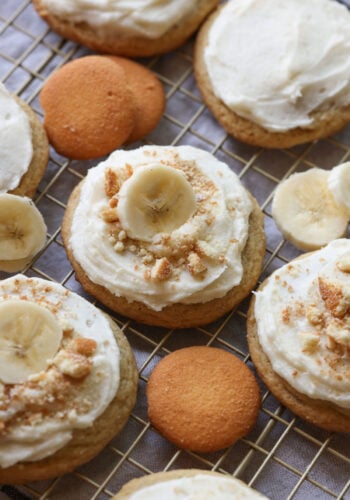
194;7;350;149
113;469;264;499
11;97;49;198
247;292;350;432
61;182;265;329
32;0;220;57
0;318;138;484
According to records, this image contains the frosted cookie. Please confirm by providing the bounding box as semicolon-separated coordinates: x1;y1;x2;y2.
194;0;350;149
113;469;268;499
0;83;48;197
0;194;47;273
33;0;220;57
247;239;350;432
61;145;265;328
272;165;350;251
147;347;261;452
0;274;138;483
40;56;135;160
108;57;165;143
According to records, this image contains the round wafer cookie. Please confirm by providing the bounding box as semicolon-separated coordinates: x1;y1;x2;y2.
40;55;135;159
147;346;261;452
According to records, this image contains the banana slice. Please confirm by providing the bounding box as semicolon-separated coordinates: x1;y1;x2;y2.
272;168;349;251
0;194;47;271
0;300;62;384
328;161;350;215
117;164;196;241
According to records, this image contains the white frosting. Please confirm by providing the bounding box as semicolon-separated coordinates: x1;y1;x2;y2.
0;275;120;468
40;0;198;39
69;146;253;311
128;474;267;499
0;84;33;193
254;239;350;410
204;0;350;132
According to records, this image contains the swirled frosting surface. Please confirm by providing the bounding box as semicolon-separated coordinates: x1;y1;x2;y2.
204;0;350;131
254;239;350;410
0;84;33;193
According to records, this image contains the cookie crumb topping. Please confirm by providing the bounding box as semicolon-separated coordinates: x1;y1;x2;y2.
104;168;120;197
318;277;350;318
150;257;172;281
306;305;325;327
187;252;207;276
300;331;320;353
52;350;92;379
100;207;119;223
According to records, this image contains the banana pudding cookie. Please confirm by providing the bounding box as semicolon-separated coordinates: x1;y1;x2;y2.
0;83;48;197
247;239;350;432
0;274;137;483
33;0;219;57
195;0;350;149
113;469;268;499
62;145;265;328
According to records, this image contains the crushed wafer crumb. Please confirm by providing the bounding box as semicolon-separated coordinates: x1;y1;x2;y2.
118;230;127;241
114;241;124;253
125;163;133;177
142;253;154;265
306;305;325;327
187;252;207;276
53;350;92;379
150;257;172;281
282;307;290;324
104;168;120;197
319;277;350;318
68;338;97;357
300;331;320;354
109;197;118;208
100;207;119;223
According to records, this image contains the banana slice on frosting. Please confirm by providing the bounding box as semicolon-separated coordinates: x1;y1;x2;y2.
0;299;62;384
0;193;47;271
272;168;349;251
117;163;196;242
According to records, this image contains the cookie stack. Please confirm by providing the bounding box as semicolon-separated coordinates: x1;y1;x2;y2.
40;55;165;159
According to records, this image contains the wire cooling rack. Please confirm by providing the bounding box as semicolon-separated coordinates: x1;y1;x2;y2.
0;1;349;499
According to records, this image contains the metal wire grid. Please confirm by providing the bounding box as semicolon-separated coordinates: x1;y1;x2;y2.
0;0;349;499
